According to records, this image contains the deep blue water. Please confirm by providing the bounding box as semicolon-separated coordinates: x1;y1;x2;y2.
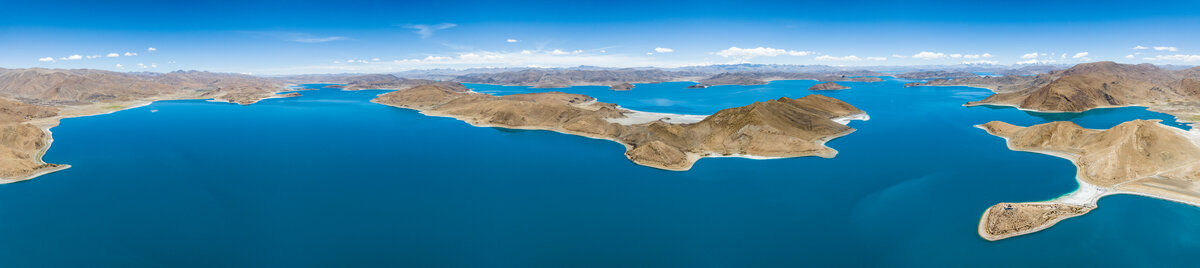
0;79;1197;267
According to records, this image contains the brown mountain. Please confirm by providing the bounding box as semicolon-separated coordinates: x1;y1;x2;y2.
318;74;467;91
976;120;1200;240
373;83;866;170
0;68;290;105
958;62;1200;124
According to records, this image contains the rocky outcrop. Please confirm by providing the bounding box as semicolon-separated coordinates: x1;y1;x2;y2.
610;83;634;91
976;120;1200;240
373;84;867;170
808;82;849;91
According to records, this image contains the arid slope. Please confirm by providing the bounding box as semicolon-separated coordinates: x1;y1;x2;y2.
373;84;867;170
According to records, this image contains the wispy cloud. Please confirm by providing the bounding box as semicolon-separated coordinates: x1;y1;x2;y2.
1154;46;1179;52
962;60;999;65
815;55;862;61
270;49;711;73
107;53;120;57
124;52;137;56
654;47;674;53
147;47;157;52
239;31;352;43
404;23;457;39
912;51;947;59
715;46;813;60
37;57;55;62
1133;45;1149;50
1017;59;1055;65
292;36;350;43
1020;52;1039;59
506;39;518;43
1072;52;1089;59
865;57;887;61
1144;54;1200;62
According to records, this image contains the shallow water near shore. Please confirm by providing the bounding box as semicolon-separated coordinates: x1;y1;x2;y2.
1;79;1197;267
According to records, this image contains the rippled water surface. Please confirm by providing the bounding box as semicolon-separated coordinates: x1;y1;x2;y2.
0;79;1196;267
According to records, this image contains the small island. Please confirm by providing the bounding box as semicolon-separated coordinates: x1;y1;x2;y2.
808;82;849;91
373;83;869;171
610;83;635;91
976;120;1200;241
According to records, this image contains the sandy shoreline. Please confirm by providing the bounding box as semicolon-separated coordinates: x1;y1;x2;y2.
974;123;1200;240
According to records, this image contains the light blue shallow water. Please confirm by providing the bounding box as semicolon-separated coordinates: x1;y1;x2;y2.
0;79;1197;267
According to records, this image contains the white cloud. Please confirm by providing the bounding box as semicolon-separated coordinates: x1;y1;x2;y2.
715;46;813;59
371;58;381;61
292;36;349;43
85;55;102;59
962;53;992;59
1072;52;1089;59
654;47;674;53
404;23;457;39
1017;59;1056;65
124;52;137;56
1125;54;1135;59
115;64;123;69
506;39;518;43
1145;54;1200;62
814;55;862;61
107;53;120;57
37;57;55;62
550;49;570;55
891;54;908;58
137;63;147;68
962;60;999;65
912;51;947;60
65;54;83;60
950;54;963;58
1133;45;1149;50
147;47;157;52
1020;52;1039;59
1154;46;1179;52
865;56;887;61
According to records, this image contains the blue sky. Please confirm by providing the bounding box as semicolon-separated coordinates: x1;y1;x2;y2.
3;0;1199;74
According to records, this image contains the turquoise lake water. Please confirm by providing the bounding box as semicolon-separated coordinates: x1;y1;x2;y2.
1;79;1198;267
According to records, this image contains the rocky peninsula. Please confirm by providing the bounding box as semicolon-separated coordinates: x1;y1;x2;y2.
976;119;1200;241
911;62;1200;126
373;84;868;170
